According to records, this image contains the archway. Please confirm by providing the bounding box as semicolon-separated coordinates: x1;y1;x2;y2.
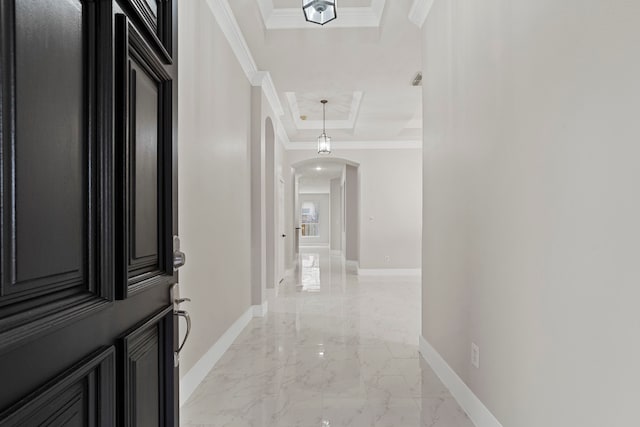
290;158;360;270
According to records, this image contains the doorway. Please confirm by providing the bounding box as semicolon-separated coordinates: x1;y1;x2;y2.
290;158;360;267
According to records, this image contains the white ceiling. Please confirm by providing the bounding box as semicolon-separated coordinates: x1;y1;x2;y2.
296;160;345;180
229;0;422;147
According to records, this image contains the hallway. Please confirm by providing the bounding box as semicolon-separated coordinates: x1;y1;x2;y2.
181;249;473;426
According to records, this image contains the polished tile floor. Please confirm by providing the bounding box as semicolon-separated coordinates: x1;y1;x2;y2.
181;249;474;427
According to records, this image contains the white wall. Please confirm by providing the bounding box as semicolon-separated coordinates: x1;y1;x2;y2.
299;178;331;194
178;0;252;376
421;1;640;426
250;87;287;300
286;149;422;270
299;193;330;247
286;172;299;267
345;165;359;263
330;178;342;251
265;117;276;289
275;123;288;280
249;87;266;306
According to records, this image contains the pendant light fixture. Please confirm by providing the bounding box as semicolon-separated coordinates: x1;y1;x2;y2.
317;100;331;154
303;0;337;26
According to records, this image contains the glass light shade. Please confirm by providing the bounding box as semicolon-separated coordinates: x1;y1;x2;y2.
303;0;337;25
317;133;331;154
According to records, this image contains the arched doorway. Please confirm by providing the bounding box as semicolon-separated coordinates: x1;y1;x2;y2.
290;158;360;270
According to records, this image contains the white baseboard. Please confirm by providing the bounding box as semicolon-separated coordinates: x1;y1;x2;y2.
419;335;504;427
180;306;253;407
358;268;421;277
251;300;268;317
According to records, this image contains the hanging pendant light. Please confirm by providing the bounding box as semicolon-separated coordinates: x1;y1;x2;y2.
303;0;337;26
317;100;331;154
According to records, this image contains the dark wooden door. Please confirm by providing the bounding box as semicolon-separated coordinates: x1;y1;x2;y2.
0;0;181;425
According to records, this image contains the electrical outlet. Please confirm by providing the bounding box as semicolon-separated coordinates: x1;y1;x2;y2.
384;256;391;263
471;343;480;368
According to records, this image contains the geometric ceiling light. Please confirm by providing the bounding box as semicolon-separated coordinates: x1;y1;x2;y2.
317;100;332;154
303;0;337;26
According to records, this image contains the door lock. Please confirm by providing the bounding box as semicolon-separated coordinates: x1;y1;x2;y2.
173;235;186;270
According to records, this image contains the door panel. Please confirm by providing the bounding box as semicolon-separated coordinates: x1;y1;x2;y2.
14;0;84;286
0;0;180;425
0;0;110;354
115;13;174;299
0;347;115;426
132;63;160;260
120;306;174;427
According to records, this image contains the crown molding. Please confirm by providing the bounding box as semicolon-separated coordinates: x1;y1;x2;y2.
252;71;284;117
205;1;284;117
285;140;422;151
206;0;258;78
256;0;274;24
285;91;363;130
409;0;434;28
276;120;291;149
257;0;386;30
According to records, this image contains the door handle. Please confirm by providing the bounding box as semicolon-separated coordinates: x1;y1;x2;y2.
175;309;191;354
282;234;287;238
170;284;191;366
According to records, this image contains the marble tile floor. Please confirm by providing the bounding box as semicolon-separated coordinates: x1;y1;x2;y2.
181;249;474;427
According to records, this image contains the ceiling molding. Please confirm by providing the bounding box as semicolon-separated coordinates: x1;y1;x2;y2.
285;140;422;150
206;0;258;78
408;0;434;28
252;71;284;116
205;0;287;149
286;91;363;130
256;0;274;24
256;0;386;29
204;0;418;150
276;120;291;148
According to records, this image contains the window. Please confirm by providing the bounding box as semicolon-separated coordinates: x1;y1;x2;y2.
301;201;320;237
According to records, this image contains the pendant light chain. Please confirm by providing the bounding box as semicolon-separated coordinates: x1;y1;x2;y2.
322;100;326;135
318;99;331;154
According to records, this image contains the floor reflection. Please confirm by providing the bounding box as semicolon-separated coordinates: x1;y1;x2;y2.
299;252;321;292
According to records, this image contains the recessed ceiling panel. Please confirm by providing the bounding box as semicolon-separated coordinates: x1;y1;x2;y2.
296;92;353;120
286;91;363;130
228;0;423;145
